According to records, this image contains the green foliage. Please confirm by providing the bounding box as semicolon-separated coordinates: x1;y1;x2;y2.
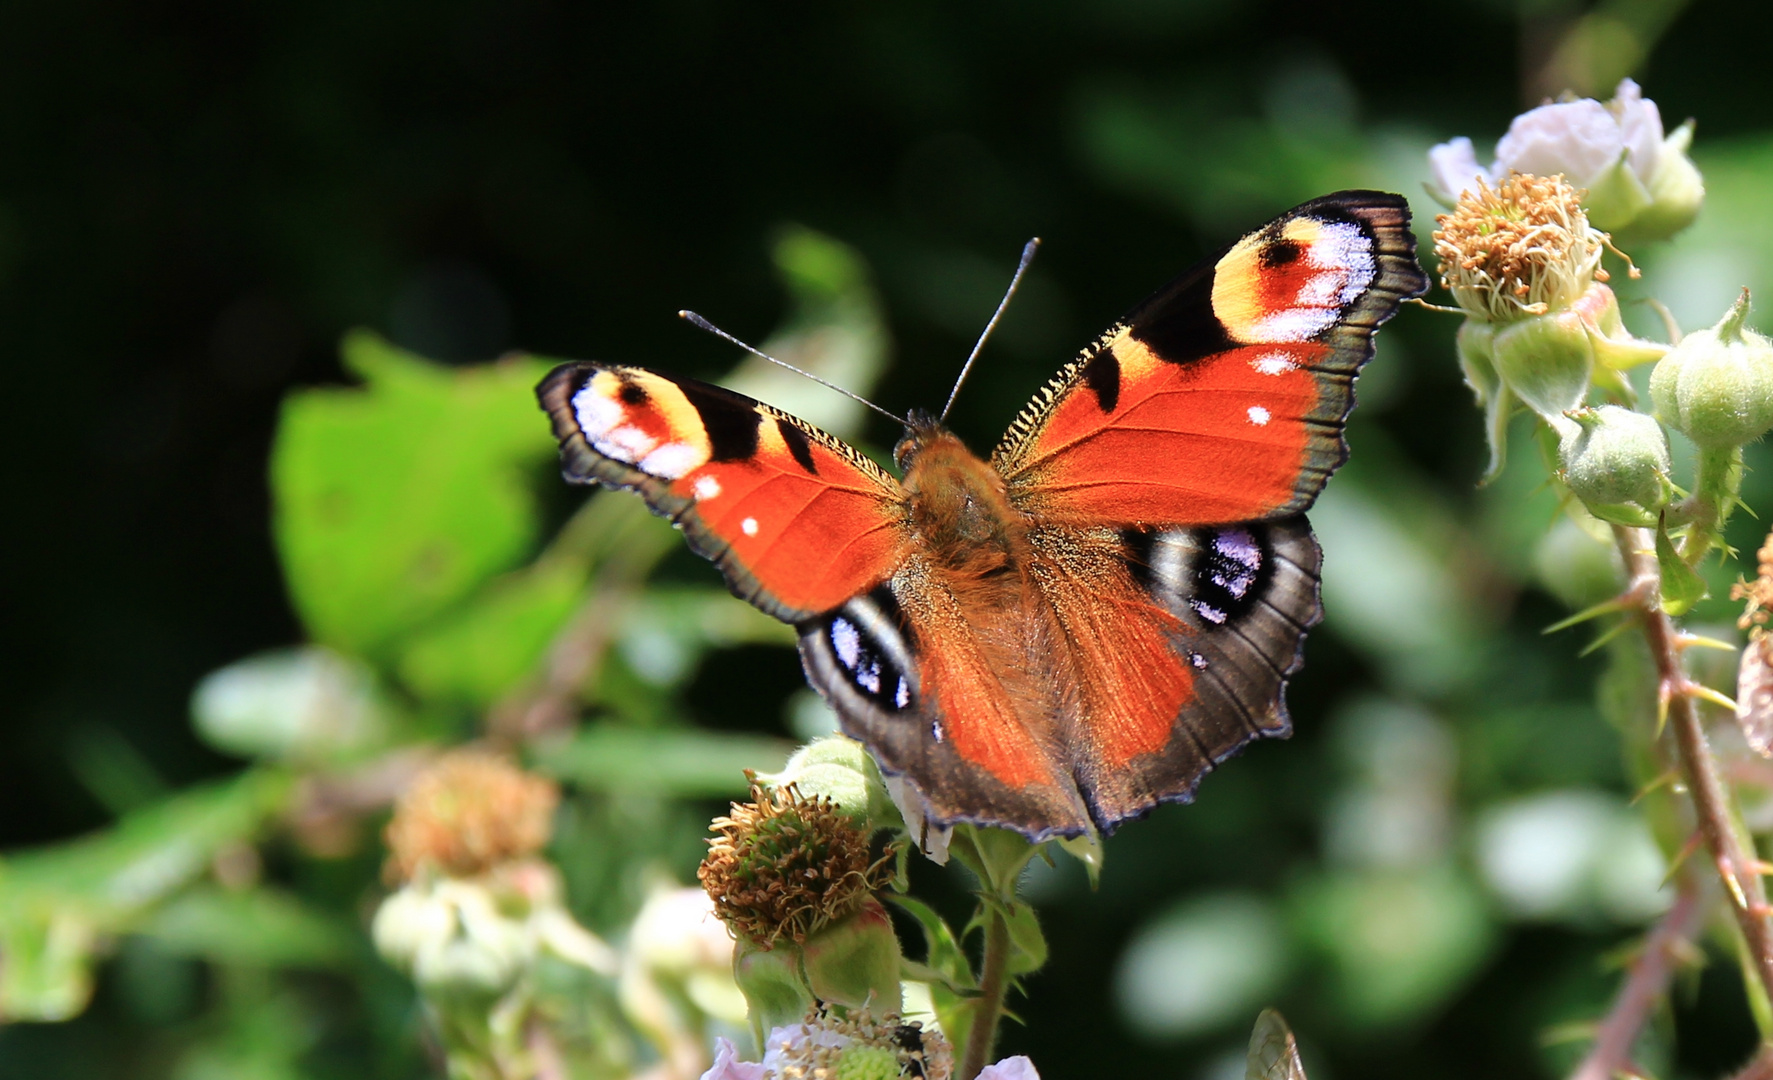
272;331;558;659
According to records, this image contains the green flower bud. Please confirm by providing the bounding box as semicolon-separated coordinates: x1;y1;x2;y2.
1532;515;1625;610
1626;121;1704;244
1580;152;1654;234
1650;291;1773;448
191;646;386;763
1492;309;1594;421
1556;406;1674;527
1457;319;1515;483
759;735;900;829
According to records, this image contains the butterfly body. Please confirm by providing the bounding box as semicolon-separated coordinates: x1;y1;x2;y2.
539;191;1428;841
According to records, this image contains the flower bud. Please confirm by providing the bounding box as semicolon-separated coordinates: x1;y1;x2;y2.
1532;515;1625;610
1556;406;1674;527
1626;121;1704;244
373;877;530;997
191;646;386;762
1651;291;1773;448
758;735;899;829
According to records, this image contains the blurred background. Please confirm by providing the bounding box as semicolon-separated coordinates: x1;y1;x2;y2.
6;0;1773;1077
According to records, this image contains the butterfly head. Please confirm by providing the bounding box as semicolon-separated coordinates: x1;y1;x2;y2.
892;408;949;472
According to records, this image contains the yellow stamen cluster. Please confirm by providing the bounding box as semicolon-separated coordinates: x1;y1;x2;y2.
766;1006;953;1080
384;749;559;882
1434;173;1608;323
698;782;893;947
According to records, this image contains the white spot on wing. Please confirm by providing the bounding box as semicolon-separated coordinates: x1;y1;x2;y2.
894;678;910;708
1247;406;1271;426
1250;307;1334;342
639;441;702;479
831;617;861;671
1251;352;1297;375
741;517;759;537
1193;601;1228;624
1191;653;1208;669
692;475;722;500
1214;528;1261;569
572;383;621;435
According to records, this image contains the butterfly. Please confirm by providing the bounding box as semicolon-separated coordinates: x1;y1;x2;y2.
537;191;1427;842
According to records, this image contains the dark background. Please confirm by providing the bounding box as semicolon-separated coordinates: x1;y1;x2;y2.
3;0;1768;1077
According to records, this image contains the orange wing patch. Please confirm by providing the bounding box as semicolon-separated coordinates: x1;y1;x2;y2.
538;362;911;621
994;191;1427;528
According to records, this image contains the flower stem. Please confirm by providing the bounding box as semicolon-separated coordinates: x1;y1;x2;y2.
959;906;1013;1080
1678;444;1742;566
1613;524;1773;1013
1567;876;1706;1080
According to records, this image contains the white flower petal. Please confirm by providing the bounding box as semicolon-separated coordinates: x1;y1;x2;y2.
1427;137;1494;199
1495;98;1622;187
1609;77;1664;183
699;1037;767;1080
977;1056;1041;1080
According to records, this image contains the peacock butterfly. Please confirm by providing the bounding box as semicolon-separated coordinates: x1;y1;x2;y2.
537;191;1428;842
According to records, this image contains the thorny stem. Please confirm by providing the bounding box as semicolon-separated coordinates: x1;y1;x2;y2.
1613;524;1773;1011
960;906;1013;1080
1567;877;1706;1080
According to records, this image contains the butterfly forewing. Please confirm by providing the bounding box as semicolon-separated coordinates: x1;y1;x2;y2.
993;191;1427;527
537;362;911;622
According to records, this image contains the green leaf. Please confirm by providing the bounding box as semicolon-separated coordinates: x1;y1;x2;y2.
397;558;588;707
272;332;556;657
139;886;355;969
532;724;794;796
882;894;974;990
1655;517;1707;615
0;771;292;1022
1002;900;1047;976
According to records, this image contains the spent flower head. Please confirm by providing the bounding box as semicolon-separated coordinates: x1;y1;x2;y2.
384;749;559;882
699;781;895;947
1434;173;1606;325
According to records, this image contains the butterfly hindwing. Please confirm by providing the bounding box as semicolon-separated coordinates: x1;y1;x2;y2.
993;191;1427;527
537;362;912;621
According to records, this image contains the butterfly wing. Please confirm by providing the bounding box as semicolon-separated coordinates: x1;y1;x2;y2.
995;191;1425;831
992;191;1426;526
537;363;912;622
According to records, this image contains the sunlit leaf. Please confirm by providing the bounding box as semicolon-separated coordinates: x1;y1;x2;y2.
272;332;556;657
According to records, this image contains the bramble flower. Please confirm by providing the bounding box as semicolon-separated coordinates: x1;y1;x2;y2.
1434;173;1664;480
699;1007;966;1080
1428;79;1702;240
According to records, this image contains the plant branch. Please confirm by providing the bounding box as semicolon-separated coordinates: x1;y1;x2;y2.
1613;524;1773;1009
959;905;1013;1080
1567;876;1706;1080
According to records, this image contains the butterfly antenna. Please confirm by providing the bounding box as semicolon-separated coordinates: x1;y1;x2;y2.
678;310;910;428
939;237;1041;424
